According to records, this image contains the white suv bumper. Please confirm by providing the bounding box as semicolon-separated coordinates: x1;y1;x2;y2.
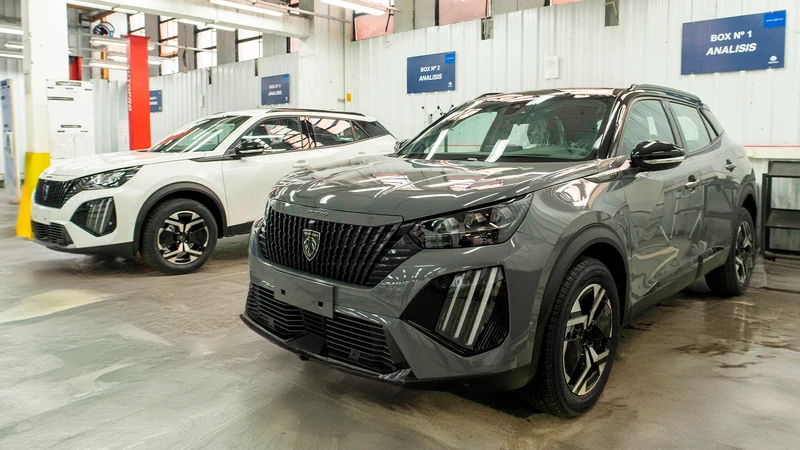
30;182;139;255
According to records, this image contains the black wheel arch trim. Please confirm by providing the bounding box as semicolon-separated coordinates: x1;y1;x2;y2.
133;182;228;251
528;223;629;380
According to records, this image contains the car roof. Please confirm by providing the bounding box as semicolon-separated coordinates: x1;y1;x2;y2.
478;85;704;107
208;108;380;122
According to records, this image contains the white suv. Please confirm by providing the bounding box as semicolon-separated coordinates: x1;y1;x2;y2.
30;109;396;274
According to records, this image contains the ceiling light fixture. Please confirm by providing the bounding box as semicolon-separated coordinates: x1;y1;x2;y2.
90;36;123;46
113;7;139;14
178;19;207;27
320;0;385;15
68;0;110;9
0;24;23;36
0;51;22;59
89;59;128;70
4;41;23;50
91;35;155;50
210;0;284;17
207;23;236;31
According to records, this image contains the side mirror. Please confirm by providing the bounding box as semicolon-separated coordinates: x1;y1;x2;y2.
630;140;686;171
394;139;410;152
235;140;266;157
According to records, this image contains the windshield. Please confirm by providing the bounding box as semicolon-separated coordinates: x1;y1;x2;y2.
398;95;613;162
148;116;249;153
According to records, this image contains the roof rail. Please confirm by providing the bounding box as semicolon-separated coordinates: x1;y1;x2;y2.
627;84;702;104
269;107;366;117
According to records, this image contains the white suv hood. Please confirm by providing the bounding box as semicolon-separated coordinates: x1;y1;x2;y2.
45;151;199;177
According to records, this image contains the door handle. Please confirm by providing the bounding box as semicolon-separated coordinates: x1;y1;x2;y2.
685;179;701;190
725;160;736;172
293;160;310;168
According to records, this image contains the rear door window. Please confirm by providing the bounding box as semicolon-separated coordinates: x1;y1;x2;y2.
356;120;391;138
307;117;356;147
670;103;712;153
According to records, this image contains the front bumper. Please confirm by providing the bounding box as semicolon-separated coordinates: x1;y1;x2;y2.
245;222;556;390
30;183;136;255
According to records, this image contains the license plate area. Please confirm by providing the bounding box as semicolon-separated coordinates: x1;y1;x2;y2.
267;269;335;319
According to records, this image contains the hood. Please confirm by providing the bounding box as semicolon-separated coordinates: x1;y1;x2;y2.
272;156;600;220
44;151;197;177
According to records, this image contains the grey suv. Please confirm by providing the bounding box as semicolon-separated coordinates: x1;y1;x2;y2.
241;85;757;417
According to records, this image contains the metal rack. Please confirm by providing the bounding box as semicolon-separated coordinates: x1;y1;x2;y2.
761;161;800;261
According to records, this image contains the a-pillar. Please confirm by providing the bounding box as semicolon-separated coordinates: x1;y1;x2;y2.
16;0;69;238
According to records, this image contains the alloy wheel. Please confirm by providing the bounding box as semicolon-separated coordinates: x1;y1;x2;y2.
563;283;613;397
157;211;209;265
734;220;755;285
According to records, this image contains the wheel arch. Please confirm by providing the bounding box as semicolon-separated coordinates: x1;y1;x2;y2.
133;182;228;252
740;185;757;223
529;223;629;378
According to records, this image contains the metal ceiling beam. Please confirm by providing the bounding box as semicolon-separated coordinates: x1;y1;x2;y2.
68;0;311;38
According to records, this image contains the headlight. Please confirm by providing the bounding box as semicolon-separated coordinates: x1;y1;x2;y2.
409;194;532;249
76;167;141;190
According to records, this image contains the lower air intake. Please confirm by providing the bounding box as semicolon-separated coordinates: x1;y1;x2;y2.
245;284;396;373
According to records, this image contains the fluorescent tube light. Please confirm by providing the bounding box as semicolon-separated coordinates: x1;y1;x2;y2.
0;51;22;59
89;59;128;70
90;36;123;46
178;19;207;27
69;1;109;9
320;0;385;15
92;36;155;50
113;7;140;14
0;25;23;36
207;23;236;31
4;42;23;50
210;0;284;17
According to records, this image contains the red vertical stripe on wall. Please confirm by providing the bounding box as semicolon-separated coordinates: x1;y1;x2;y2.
126;35;151;151
69;56;82;80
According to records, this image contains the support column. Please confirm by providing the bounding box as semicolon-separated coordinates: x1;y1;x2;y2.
17;0;69;238
127;35;151;151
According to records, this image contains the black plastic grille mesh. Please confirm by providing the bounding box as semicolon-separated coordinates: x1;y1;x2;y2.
31;221;73;246
34;179;78;209
245;284;396;373
259;209;416;286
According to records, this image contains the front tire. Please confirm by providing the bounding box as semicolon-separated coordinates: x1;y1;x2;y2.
521;256;620;417
140;198;218;275
705;207;755;297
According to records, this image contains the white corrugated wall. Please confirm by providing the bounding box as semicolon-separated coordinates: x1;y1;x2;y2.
149;53;300;142
92;79;127;154
350;0;800;148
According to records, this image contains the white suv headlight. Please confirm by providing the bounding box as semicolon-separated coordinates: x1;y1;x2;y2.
409;194;532;249
76;167;141;190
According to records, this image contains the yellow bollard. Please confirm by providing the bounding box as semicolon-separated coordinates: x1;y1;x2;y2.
15;152;50;238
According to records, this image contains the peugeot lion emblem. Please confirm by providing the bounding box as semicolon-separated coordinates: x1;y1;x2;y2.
302;229;321;261
42;184;50;200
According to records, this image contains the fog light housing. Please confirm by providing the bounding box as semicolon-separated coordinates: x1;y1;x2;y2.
70;197;116;236
401;267;509;355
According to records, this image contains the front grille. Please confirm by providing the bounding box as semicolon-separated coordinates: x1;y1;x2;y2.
34;179;78;208
259;208;418;286
31;221;73;246
246;284;396;374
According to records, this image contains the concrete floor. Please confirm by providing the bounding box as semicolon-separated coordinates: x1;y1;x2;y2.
1;196;800;450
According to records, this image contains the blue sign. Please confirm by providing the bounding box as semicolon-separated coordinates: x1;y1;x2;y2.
149;90;162;113
407;52;456;94
261;74;290;105
681;11;786;75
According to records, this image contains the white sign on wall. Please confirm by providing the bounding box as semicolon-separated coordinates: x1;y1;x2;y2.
1;79;20;202
544;56;560;80
46;80;95;160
